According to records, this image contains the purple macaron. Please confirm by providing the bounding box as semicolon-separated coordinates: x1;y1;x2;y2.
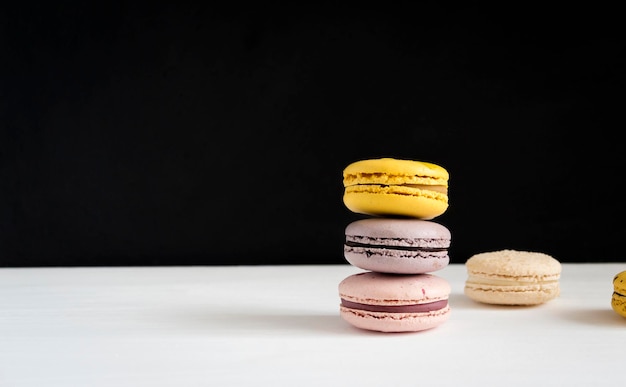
344;218;451;274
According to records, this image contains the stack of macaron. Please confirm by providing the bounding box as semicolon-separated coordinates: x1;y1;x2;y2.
338;158;453;332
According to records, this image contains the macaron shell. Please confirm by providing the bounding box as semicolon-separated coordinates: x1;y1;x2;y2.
340;304;451;333
343;158;449;185
345;217;451;241
343;190;448;219
465;250;562;281
611;293;626;318
344;251;449;274
339;272;451;305
344;218;451;274
464;282;560;306
338;272;451;332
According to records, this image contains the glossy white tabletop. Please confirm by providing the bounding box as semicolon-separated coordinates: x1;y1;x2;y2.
1;263;624;387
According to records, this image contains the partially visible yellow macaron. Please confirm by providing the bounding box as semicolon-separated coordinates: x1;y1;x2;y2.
342;158;449;219
611;270;626;318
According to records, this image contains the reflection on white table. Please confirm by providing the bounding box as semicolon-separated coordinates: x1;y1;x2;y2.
1;263;625;387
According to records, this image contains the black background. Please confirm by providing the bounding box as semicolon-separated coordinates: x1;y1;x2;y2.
2;4;625;266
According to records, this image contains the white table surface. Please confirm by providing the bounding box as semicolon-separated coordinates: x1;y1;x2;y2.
1;263;625;387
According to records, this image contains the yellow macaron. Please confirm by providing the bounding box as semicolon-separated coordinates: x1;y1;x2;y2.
343;158;449;219
611;270;626;318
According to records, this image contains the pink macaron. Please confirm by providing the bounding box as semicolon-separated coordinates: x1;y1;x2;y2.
344;218;451;274
338;271;451;332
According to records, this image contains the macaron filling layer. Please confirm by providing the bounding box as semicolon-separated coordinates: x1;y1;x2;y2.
344;181;448;194
344;184;448;198
345;240;448;252
466;275;560;286
341;299;448;313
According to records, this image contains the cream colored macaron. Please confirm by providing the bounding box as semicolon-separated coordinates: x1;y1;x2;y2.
464;249;562;306
342;158;449;220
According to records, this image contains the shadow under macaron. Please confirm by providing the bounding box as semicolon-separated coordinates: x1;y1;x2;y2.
555;307;626;327
448;291;550;310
